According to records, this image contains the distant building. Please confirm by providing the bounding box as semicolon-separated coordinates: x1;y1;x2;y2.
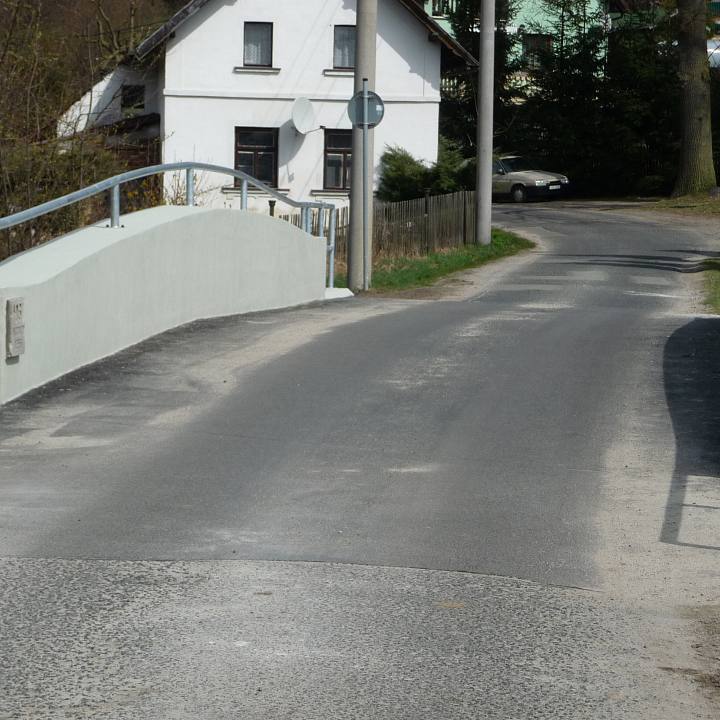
426;1;720;76
423;0;606;79
709;1;720;67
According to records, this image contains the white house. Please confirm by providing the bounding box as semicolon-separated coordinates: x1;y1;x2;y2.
60;0;476;209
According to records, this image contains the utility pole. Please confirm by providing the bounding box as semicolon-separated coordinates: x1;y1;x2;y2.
475;0;495;246
348;0;377;291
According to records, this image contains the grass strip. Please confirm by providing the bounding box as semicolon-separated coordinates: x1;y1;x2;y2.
703;259;720;313
336;228;534;292
647;195;720;216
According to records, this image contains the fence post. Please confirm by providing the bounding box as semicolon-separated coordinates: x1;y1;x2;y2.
462;191;467;245
110;184;121;228
424;188;431;252
186;168;195;206
241;179;248;210
318;207;326;239
328;208;337;289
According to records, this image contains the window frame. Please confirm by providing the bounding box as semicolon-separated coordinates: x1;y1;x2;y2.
235;127;279;188
120;84;145;116
333;25;356;70
243;21;274;68
522;33;553;70
323;129;353;191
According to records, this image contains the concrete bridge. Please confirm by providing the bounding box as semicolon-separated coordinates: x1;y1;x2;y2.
0;163;346;405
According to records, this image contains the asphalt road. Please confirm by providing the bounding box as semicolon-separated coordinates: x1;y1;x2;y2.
1;202;719;718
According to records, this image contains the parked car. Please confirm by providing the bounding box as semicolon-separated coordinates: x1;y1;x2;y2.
492;156;570;202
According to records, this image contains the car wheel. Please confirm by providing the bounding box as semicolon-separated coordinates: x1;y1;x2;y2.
511;185;526;203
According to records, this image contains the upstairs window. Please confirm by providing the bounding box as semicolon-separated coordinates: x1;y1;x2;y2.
431;0;455;16
522;34;553;70
324;130;352;190
333;26;356;69
244;22;273;67
121;84;145;116
235;127;278;187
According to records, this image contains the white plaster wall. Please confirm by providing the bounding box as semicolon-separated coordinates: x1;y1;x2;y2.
164;0;440;101
162;94;438;208
160;0;441;206
0;206;326;404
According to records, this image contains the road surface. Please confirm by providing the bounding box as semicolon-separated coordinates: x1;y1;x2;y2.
1;202;718;718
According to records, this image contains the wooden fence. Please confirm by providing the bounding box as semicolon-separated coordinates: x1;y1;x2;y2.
279;190;477;269
333;190;476;263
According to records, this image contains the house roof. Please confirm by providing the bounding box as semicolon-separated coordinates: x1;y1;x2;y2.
135;0;478;66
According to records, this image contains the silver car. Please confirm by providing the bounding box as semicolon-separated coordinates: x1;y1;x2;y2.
492;156;570;203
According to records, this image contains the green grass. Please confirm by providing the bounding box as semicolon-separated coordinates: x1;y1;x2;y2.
704;259;720;313
335;228;535;292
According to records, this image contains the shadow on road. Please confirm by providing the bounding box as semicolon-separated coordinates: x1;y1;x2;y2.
556;253;710;273
662;318;720;550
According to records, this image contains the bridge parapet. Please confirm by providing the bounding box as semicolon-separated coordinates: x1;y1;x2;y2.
0;206;326;405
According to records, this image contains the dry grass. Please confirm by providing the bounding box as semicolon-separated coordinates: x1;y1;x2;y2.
646;194;720;216
704;259;720;314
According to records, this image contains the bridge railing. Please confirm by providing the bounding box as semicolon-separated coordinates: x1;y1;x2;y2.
0;162;338;288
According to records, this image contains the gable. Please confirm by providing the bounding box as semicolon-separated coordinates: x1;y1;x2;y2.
135;0;477;65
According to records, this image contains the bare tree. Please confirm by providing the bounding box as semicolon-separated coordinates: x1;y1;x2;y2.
672;0;717;196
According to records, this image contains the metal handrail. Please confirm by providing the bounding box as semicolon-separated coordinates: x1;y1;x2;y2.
0;161;338;288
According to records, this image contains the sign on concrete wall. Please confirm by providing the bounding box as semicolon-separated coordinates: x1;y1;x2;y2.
6;298;25;359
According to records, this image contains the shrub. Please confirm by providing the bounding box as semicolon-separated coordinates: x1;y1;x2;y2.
377;146;431;202
377;137;473;202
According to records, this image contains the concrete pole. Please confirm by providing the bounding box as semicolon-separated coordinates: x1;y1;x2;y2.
476;0;495;246
348;0;377;291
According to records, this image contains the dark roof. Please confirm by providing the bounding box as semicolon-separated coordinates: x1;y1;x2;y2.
395;0;477;66
135;0;477;66
106;112;161;135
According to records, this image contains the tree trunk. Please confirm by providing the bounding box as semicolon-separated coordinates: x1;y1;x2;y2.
672;0;717;196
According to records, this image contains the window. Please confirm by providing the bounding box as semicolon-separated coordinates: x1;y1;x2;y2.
324;130;352;190
431;0;455;16
608;0;659;11
522;34;553;70
121;85;145;116
244;22;273;67
333;26;355;69
235;127;278;186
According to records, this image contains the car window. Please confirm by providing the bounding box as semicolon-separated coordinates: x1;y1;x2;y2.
501;157;540;172
492;161;503;174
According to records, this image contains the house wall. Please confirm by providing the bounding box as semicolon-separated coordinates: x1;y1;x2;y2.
423;1;454;34
0;206;326;405
161;0;442;207
58;65;162;137
514;0;599;31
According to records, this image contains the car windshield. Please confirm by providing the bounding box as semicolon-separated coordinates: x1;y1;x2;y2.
501;157;540;172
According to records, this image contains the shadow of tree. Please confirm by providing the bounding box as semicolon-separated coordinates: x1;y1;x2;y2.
555;253;711;274
662;318;720;550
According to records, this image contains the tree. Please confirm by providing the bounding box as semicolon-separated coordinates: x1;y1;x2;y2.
0;0;183;261
672;0;717;195
443;0;521;153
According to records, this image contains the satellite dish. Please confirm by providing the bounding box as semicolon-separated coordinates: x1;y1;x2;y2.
291;97;317;135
